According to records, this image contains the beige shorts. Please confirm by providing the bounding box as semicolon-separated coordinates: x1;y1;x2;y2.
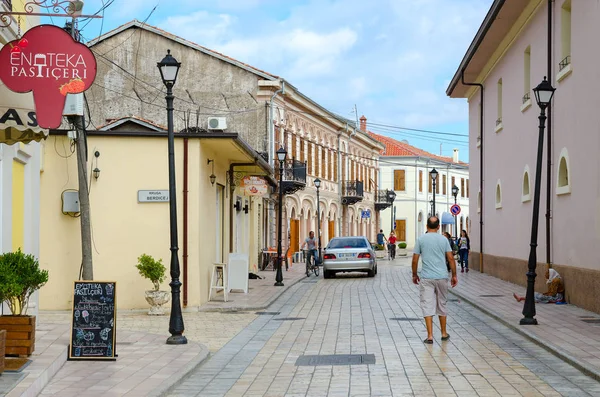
419;278;449;317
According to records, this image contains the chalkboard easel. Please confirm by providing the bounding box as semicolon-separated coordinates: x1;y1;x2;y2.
68;281;117;361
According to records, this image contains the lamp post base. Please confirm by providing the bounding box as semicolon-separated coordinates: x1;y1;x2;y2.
519;317;538;325
274;281;284;287
166;334;188;345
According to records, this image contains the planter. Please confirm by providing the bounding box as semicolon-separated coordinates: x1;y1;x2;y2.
0;329;5;373
0;315;36;356
398;249;408;257
145;290;170;315
375;250;386;259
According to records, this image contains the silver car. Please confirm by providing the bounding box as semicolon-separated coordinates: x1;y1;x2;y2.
322;236;377;278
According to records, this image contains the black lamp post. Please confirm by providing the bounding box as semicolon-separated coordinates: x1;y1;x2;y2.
429;200;433;217
314;178;322;262
275;147;287;287
430;168;438;219
157;50;186;345
387;190;396;232
521;76;555;325
452;185;459;239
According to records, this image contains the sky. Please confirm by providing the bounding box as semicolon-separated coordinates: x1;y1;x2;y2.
46;0;494;163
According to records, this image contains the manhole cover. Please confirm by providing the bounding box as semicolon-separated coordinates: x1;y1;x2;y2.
274;317;305;321
295;354;376;366
480;294;504;297
255;311;281;315
390;317;421;322
582;319;600;324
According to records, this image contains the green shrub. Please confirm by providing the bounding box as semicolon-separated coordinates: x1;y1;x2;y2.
0;249;49;315
398;242;407;249
136;254;166;291
373;244;385;251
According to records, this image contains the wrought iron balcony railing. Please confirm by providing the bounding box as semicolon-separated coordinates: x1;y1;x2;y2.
341;180;364;205
522;92;530;104
278;159;306;195
496;117;502;127
375;189;394;211
559;55;571;71
2;0;12;11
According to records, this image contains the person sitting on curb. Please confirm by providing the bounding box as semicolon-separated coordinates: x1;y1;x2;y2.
513;268;565;304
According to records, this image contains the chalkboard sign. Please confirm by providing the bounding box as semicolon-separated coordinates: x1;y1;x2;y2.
69;281;117;360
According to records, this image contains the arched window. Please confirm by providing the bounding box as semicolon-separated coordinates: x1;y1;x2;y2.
495;180;502;209
556;147;571;195
522;165;531;202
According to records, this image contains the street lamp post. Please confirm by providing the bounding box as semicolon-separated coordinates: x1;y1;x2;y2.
452;185;459;239
275;147;287;287
314;178;322;262
429;200;433;217
430;168;438;219
157;50;186;345
521;76;555;325
387;190;396;232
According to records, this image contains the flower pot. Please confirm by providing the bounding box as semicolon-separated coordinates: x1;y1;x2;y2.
0;329;5;373
0;315;36;356
375;250;386;259
398;248;408;257
145;290;170;315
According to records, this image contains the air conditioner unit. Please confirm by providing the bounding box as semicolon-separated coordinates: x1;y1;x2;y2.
207;117;227;131
63;93;84;116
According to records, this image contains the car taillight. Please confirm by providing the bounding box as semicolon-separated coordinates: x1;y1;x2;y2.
358;253;371;258
323;254;336;260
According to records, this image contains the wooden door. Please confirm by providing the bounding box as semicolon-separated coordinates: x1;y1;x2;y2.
395;220;406;242
328;220;335;239
290;219;300;253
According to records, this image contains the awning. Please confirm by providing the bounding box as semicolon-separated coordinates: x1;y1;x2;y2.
0;106;48;145
441;212;455;225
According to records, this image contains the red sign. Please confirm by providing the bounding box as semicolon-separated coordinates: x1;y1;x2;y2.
0;25;97;129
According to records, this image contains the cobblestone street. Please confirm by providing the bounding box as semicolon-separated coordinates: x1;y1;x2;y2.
166;258;600;397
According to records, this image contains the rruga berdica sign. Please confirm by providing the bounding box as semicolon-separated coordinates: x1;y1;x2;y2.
0;25;97;129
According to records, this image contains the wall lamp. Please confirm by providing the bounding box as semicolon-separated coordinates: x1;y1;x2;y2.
93;150;100;180
207;159;216;186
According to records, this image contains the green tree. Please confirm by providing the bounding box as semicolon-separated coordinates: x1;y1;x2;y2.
136;254;166;291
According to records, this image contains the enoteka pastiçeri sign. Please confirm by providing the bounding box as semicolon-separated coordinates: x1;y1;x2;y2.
0;25;97;129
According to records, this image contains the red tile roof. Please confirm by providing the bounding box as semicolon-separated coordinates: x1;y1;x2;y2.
368;132;468;165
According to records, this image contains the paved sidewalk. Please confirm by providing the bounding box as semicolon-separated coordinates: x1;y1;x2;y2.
450;268;600;381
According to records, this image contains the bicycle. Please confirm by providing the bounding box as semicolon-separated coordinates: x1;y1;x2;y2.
303;249;320;277
387;243;396;260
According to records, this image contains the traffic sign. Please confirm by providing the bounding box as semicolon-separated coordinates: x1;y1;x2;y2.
450;204;461;215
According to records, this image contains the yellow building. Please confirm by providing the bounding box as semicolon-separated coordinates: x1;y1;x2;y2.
40;117;273;310
0;0;45;314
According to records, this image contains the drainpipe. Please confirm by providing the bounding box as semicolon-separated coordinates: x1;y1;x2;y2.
461;71;484;272
183;137;189;307
546;0;553;267
269;80;285;168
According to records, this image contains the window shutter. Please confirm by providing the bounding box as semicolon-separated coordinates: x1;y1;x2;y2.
461;178;465;197
467;179;469;198
428;174;432;193
443;174;447;195
419;170;423;192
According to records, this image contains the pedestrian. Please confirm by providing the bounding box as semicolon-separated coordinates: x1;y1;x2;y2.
376;229;388;247
513;268;565;303
443;232;456;272
388;231;397;260
457;230;470;273
412;216;458;344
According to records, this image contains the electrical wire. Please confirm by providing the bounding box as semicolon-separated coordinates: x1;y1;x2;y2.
97;3;158;56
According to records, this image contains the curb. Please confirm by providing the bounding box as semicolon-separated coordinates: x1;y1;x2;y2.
151;345;210;397
7;344;68;397
450;289;600;382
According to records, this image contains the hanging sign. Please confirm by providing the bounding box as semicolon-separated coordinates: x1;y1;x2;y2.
0;25;97;129
241;176;268;196
361;210;371;219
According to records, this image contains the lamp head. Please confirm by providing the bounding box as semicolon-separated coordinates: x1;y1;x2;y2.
452;185;459;197
430;168;438;181
314;178;321;189
276;146;287;162
93;167;100;180
157;50;181;87
533;76;555;109
209;174;216;186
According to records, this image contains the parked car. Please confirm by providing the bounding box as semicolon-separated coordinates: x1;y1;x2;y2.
322;236;377;278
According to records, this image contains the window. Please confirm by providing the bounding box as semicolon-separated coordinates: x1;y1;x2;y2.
333;151;337;182
477;191;481;213
557;1;572;81
300;139;305;163
522;165;531;202
442;174;447;195
394;169;406;191
428;173;432;193
495;180;502;209
451;176;455;190
460;178;465;198
556;147;571;195
496;78;503;132
419;170;423;192
308;142;314;176
291;134;297;160
522;46;532;111
466;179;469;198
321;147;326;179
436;176;440;194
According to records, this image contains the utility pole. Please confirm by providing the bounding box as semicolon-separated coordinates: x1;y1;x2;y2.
66;19;93;280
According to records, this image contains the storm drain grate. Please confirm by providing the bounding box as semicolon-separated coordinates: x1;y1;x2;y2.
479;294;504;297
295;354;376;366
390;317;421;322
581;319;600;324
255;311;281;315
274;317;306;321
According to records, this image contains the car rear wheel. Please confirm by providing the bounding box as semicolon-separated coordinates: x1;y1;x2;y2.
367;268;375;277
324;269;334;279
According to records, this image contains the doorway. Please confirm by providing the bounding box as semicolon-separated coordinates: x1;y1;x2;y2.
395;219;406;242
216;184;224;262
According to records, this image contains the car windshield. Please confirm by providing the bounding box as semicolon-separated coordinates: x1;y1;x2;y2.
327;238;368;249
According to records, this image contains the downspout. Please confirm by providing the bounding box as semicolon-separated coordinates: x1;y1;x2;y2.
183;137;189;307
461;71;484;272
546;0;553;267
269;80;285;167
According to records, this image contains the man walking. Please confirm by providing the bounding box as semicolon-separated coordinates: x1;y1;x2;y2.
411;216;458;344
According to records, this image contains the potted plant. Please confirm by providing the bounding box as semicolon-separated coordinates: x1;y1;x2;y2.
136;254;170;315
373;244;386;259
0;249;49;356
398;242;408;256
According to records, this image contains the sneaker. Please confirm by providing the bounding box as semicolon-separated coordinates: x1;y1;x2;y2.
461;268;464;273
466;268;469;273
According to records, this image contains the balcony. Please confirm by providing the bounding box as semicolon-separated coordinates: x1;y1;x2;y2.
278;159;306;195
2;0;11;10
375;189;394;211
341;180;364;206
